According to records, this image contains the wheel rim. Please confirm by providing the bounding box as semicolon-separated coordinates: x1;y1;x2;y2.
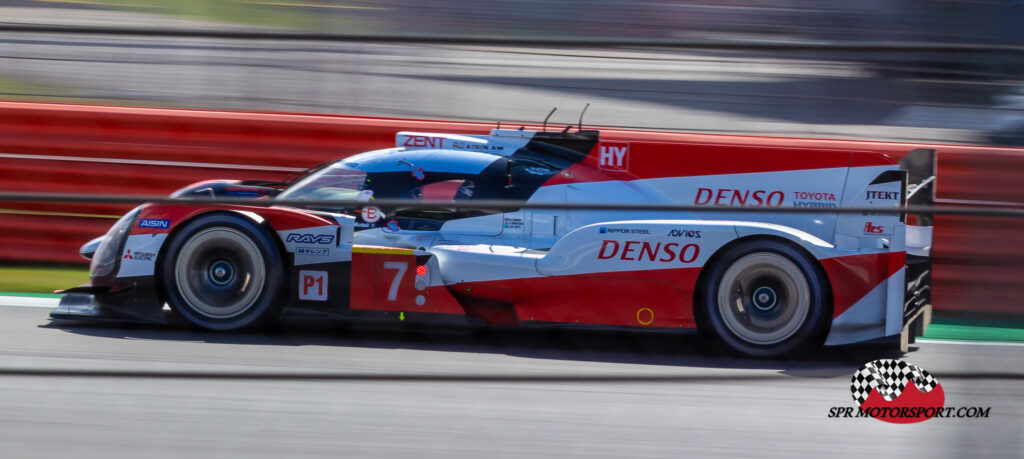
716;252;811;345
174;227;266;319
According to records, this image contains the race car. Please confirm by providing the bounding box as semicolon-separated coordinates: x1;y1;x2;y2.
52;126;936;357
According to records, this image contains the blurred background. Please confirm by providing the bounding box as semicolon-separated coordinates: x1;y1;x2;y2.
1;0;1023;143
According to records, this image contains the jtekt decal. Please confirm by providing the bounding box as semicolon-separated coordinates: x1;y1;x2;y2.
866;190;900;200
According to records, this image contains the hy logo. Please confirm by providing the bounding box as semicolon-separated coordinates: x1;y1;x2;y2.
598;142;629;171
850;359;944;424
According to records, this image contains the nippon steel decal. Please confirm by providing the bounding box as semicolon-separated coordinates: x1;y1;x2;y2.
826;360;991;423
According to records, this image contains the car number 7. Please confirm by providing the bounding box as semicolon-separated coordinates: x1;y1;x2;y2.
381;261;408;302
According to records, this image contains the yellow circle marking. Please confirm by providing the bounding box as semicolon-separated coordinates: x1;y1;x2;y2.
636;307;654;325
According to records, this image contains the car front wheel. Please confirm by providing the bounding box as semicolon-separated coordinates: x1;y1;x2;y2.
161;214;284;330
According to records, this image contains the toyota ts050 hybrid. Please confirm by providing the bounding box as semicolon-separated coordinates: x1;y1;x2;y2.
52;126;936;357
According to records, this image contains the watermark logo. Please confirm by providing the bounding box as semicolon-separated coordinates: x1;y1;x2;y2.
851;359;943;424
828;359;990;423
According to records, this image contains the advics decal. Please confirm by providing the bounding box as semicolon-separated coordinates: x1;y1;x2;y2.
286;233;335;245
667;229;702;238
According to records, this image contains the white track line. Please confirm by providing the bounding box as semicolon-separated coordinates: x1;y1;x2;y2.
0;296;59;308
917;339;1024;347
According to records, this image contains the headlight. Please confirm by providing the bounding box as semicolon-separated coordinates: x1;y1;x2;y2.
89;206;142;279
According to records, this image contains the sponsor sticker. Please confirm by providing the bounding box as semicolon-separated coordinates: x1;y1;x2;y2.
598;141;629;171
138;219;170;229
362;206;383;223
122;249;156;261
863;222;885;234
667;229;702;238
384;219;400;233
299;270;328;301
503;217;523;229
601;228;650;235
296;247;329;256
402;135;443;148
597;240;700;263
286;233;335;245
695;188;784;207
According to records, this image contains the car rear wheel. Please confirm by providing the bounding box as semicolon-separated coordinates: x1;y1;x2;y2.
700;239;830;358
161;214;283;330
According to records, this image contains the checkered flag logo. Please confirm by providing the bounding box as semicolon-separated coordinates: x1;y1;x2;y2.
850;359;940;405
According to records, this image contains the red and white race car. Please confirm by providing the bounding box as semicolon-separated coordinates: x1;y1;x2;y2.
53;127;935;357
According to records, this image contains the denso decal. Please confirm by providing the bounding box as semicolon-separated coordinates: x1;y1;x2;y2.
597;240;700;263
694;188;784;207
667;229;702;238
598;142;629;171
138;219;170;229
286;233;335;245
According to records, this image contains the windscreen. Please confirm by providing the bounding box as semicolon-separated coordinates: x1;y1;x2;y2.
277;163;368;205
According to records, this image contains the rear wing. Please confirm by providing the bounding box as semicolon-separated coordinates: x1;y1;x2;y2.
898;148;935;342
900;148;937;226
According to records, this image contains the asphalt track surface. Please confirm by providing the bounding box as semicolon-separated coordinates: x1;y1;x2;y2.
0;301;1021;458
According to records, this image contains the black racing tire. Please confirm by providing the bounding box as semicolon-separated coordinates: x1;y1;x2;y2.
698;239;830;358
160;213;284;331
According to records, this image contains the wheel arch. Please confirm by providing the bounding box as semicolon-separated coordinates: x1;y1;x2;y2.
154;209;289;304
692;234;834;336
